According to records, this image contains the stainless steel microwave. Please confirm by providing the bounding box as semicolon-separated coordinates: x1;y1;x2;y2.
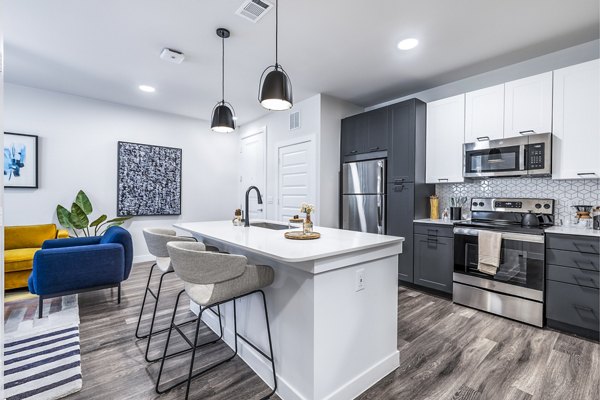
463;133;552;178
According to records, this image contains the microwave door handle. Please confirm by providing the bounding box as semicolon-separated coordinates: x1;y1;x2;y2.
520;145;526;172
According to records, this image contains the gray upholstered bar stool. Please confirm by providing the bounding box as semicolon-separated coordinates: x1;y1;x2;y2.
136;228;222;363
156;241;277;400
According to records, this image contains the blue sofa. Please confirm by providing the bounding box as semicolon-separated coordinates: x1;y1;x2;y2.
29;226;133;318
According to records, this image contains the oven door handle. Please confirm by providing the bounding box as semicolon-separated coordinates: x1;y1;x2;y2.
453;227;544;244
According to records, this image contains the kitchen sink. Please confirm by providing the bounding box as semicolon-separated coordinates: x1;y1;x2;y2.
250;222;290;230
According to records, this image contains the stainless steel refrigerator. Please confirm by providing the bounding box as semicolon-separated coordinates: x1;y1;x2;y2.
342;159;386;234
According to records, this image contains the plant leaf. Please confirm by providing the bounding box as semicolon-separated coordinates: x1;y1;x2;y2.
75;190;93;215
90;214;107;227
105;216;132;223
56;205;72;229
69;202;89;229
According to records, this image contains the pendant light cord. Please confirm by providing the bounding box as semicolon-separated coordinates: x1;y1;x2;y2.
275;0;279;68
221;35;225;103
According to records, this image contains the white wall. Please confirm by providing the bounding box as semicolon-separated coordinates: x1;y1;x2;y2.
239;94;360;228
366;39;600;109
319;95;362;228
4;84;239;262
240;95;322;223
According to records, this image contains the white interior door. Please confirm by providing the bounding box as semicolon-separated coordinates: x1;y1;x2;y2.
240;131;266;221
278;140;315;223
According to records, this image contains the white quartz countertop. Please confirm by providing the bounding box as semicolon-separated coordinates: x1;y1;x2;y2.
413;218;456;226
544;226;600;238
174;221;404;263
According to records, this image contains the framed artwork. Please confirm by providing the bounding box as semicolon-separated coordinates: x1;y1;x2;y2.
4;132;39;189
117;141;182;216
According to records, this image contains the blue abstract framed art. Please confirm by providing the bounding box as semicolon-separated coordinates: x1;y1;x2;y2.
4;132;39;189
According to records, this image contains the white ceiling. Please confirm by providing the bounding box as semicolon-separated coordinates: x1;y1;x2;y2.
5;0;599;124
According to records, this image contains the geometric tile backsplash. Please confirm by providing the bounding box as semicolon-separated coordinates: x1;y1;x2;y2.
436;178;600;225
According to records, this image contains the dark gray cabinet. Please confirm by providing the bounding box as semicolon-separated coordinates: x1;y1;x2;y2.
387;183;415;281
413;225;453;294
340;98;434;283
340;108;388;157
341;113;368;156
367;107;388;152
388;100;417;183
546;233;600;340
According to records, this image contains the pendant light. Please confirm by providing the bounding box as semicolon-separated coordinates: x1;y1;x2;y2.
258;0;293;111
211;28;236;133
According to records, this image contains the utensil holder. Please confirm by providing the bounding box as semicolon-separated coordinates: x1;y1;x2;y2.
450;207;462;221
430;197;439;220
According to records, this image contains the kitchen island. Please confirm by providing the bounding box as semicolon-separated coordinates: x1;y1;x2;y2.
174;221;403;400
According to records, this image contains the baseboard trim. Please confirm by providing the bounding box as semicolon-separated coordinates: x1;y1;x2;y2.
198;304;400;400
133;254;154;264
322;350;399;400
199;304;309;400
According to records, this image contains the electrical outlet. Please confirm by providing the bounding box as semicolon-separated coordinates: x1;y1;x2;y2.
355;269;365;292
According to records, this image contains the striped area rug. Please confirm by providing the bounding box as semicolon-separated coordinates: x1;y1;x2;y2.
4;296;82;399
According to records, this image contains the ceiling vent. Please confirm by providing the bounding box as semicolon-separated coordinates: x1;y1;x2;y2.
235;0;273;23
289;111;300;131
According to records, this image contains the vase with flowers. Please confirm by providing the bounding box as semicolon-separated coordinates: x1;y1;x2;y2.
300;203;315;234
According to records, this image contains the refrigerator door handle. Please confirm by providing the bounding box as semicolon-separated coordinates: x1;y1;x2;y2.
378;160;385;195
377;194;385;234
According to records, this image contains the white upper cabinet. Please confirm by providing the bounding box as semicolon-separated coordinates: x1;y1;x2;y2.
552;59;600;180
426;94;465;184
504;72;553;138
465;84;505;143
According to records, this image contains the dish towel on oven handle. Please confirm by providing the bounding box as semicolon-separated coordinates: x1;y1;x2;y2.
478;230;502;276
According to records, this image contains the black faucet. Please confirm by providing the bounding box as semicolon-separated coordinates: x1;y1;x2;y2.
244;186;263;227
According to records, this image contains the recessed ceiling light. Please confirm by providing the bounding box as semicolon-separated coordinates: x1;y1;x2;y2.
397;38;419;50
138;85;156;93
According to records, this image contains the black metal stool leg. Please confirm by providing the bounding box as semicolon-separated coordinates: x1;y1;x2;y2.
117;283;121;304
135;263;157;339
144;270;174;362
156;289;185;394
259;290;277;399
184;308;205;399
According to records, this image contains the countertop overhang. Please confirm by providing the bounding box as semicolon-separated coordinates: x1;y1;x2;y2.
174;220;404;263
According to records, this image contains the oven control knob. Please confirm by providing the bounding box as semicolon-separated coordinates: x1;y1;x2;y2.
535;203;542;209
478;202;484;207
544;204;551;209
473;202;478;207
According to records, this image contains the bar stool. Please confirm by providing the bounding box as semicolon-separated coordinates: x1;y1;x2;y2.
136;228;223;363
156;241;277;400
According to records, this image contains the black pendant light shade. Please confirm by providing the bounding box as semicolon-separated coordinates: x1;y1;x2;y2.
211;28;236;133
258;0;293;111
259;66;293;111
211;102;235;133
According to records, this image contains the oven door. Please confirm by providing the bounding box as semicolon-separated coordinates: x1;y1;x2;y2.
453;227;544;301
464;144;524;178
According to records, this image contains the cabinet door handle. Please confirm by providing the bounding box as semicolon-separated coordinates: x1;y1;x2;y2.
519;130;536;135
370;146;380;152
393;178;405;184
477;136;490;141
438;178;449;182
350;150;358;154
573;242;597;253
573;275;597;287
574;304;595;313
577;172;596;176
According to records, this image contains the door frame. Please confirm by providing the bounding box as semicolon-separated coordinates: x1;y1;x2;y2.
276;135;317;224
239;127;267;218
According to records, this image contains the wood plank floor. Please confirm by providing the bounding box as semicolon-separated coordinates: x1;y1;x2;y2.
53;263;598;400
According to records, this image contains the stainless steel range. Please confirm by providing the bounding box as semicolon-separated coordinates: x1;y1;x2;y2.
453;197;555;327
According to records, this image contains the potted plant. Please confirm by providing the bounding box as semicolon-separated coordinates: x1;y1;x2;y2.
56;190;131;237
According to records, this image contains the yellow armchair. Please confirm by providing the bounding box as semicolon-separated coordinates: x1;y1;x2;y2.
4;224;69;290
